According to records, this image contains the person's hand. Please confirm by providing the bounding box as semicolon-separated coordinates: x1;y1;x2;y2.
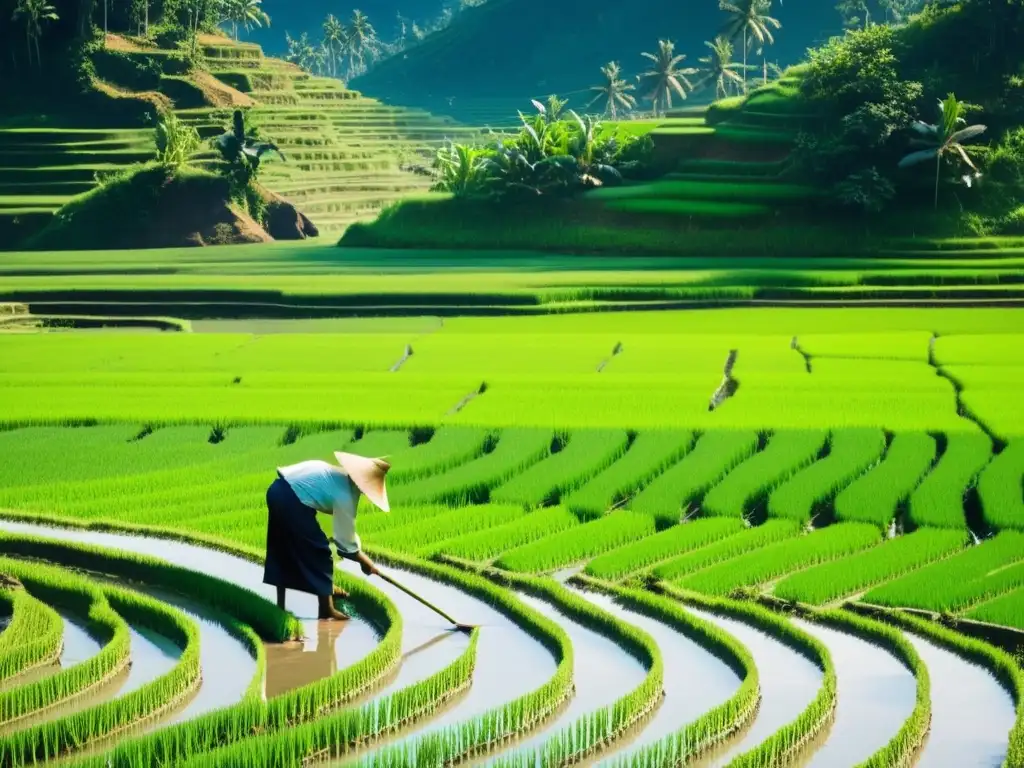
360;560;379;576
332;586;350;599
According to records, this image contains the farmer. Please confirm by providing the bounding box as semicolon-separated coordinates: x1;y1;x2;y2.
264;452;390;621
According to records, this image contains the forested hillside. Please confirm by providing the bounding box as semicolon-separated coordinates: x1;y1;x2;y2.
352;0;840;117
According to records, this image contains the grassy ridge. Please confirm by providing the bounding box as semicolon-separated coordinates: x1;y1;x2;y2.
0;588;62;682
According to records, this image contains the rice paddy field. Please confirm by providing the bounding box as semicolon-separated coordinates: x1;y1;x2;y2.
0;302;1023;767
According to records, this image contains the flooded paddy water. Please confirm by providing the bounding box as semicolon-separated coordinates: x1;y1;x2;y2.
909;633;1016;768
566;587;742;766
789;618;916;767
685;607;822;767
330;559;559;765
471;588;649;765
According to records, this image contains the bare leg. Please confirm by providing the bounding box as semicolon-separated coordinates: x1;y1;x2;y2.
318;595;350;621
277;586;286;610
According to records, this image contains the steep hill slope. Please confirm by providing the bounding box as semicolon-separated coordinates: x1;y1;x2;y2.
352;0;841;121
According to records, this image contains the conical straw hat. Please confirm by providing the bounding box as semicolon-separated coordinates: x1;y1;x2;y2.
335;452;391;512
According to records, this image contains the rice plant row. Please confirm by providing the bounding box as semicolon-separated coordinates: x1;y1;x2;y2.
676;523;883;597
486;576;663;767
391;428;554;505
979;440;1024;532
0;587;62;682
966;588;1024;631
652;520;802;581
490;429;630;508
2;582;202;766
433;507;581;563
862;530;1024;612
772;528;968;605
366;504;527;555
767;428;886;524
630;430;759;528
908;432;992;530
582;578;759;768
659;585;837;768
495;512;658;573
878;610;1024;766
702;430;828;520
583;518;745;581
0;557;131;726
833;432;937;531
560;430;694;520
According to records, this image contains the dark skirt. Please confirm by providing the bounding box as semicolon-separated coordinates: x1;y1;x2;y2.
263;475;334;597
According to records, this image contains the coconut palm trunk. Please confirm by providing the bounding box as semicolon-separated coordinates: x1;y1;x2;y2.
742;28;747;92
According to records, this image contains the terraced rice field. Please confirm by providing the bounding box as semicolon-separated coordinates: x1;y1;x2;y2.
0;308;1022;766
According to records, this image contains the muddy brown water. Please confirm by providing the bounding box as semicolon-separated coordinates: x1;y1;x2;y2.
684;607;822;768
789;618;916;767
565;588;742;767
472;588;649;766
908;633;1016;768
331;559;559;765
0;522;380;701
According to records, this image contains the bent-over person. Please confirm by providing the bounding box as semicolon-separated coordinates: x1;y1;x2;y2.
264;452;390;620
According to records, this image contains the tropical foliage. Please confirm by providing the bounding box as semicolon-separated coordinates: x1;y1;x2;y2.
639;40;698;116
587;61;636;119
431;103;652;201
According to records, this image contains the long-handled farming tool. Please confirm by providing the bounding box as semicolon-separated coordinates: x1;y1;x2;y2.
375;569;477;633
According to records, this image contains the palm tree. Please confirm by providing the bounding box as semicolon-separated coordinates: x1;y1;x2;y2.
640;39;698;117
899;93;987;209
719;0;781;93
12;0;58;70
322;14;345;77
346;10;378;76
699;36;744;99
221;0;270;41
587;61;636;119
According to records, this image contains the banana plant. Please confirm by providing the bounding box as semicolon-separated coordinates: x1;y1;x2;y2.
898;93;986;209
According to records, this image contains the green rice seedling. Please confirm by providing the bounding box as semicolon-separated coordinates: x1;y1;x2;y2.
490;429;630;507
484;576;663;768
583;518;745;581
908;432;992;530
833;432;937;530
560;431;694;520
495;512;658;573
577;577;758;768
346;429;414;458
933;333;1024;365
678;522;882;596
630;430;759;528
0;532;300;641
701;430;828;520
366;504;527;554
432;507;581;562
653;520;801;580
1;584;201;765
400;333;620;376
796;332;933;361
978;441;1024;532
0;587;62;682
772;528;967;605
965;588;1024;630
877;610;1024;768
391;428;554;505
862;530;1024;611
0;557;130;726
767;428;886;524
810;609;930;768
170;630;479;767
659;585;836;768
357;503;465;537
383;426;493;483
588;180;815;203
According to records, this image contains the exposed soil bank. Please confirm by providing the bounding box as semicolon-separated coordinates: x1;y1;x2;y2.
0;521;380;699
789;618;916;767
686;607;822;767
474;589;648;765
909;633;1016;767
337;558;558;763
572;588;740;765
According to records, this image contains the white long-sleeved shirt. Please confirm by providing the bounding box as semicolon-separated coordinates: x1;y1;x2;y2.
277;460;361;555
